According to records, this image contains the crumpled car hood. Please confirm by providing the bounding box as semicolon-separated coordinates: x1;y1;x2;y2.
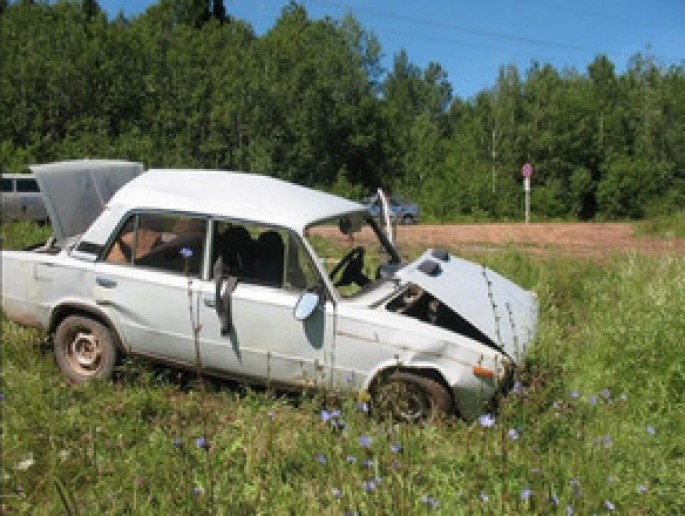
395;250;538;362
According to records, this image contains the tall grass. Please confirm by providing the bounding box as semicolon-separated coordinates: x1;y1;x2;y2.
1;222;683;513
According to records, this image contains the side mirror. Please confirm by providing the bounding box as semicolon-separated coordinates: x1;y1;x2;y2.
294;291;321;321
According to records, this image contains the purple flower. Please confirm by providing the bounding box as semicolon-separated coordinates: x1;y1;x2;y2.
600;388;611;400
362;459;374;469
192;486;203;497
346;455;357;464
478;413;496;428
566;506;574;515
316;454;327;465
179;247;193;259
588;395;598;405
359;435;372;448
362;480;376;492
512;381;523;396
390;443;402;453
603;435;613;447
520;488;532;501
550;494;560;506
646;425;656;435
421;495;439;509
0;393;5;401
321;409;332;423
605;500;615;511
569;390;580;400
507;428;520;441
172;438;183;448
637;484;648;494
331;487;342;499
358;402;369;413
194;437;209;450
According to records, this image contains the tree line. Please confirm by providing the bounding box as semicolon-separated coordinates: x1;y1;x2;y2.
1;0;683;220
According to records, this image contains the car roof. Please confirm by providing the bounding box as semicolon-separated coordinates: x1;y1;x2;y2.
110;169;365;232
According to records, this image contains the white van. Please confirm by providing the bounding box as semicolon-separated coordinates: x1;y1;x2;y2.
1;173;49;223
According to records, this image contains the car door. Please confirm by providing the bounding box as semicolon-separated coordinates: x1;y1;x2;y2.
93;212;208;364
197;221;335;388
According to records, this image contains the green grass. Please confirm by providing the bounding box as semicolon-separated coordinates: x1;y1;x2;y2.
1;222;684;513
634;211;685;239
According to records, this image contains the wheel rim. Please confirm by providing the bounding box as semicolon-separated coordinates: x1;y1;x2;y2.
66;330;103;375
375;380;430;422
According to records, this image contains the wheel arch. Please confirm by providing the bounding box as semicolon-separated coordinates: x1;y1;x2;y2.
49;304;127;352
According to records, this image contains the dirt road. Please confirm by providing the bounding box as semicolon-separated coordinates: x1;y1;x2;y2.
392;223;684;258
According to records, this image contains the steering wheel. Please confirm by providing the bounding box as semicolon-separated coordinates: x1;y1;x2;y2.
329;246;368;287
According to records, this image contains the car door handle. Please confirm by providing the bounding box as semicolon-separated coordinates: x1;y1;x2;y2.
96;277;117;288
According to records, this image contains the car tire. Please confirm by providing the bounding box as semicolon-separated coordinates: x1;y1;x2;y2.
54;315;117;383
372;371;453;422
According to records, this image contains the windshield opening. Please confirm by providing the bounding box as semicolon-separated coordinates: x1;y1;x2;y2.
305;214;402;298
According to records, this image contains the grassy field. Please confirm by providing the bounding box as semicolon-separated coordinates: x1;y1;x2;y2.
1;222;684;514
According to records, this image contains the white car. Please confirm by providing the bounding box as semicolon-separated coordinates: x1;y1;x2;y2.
1;160;538;420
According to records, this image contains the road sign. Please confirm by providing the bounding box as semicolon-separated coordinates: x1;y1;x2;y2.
522;163;533;178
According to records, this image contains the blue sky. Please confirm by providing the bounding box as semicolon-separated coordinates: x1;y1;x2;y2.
99;0;685;99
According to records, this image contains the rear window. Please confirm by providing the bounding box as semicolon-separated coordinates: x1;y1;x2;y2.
16;178;39;192
1;179;13;192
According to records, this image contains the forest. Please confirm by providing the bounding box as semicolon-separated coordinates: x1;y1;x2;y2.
1;0;684;221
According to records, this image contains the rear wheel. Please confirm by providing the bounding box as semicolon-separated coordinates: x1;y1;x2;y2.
372;371;453;422
54;315;117;382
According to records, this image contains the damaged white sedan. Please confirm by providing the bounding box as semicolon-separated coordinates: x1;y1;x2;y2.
1;160;538;420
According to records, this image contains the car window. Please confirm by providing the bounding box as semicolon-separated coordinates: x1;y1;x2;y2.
1;179;13;192
211;220;320;291
105;213;207;277
16;178;39;192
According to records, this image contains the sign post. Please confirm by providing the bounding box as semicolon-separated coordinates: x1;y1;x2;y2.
522;163;533;224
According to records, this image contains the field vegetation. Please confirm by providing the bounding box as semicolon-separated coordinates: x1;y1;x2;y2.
1;221;683;513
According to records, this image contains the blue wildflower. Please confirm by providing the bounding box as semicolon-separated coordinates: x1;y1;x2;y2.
507;428;520;441
588;395;598;405
362;480;376;492
362;459;374;469
194;437;209;450
316;454;327;465
512;381;523;396
605;500;615;511
566;506;574;515
520;488;532;501
637;484;648;494
172;438;183;448
358;402;369;413
478;413;496;428
646;425;656;435
550;494;560;506
0;393;5;401
346;455;357;464
600;388;611;400
192;486;203;497
421;495;439;509
359;435;372;448
331;487;342;499
320;409;332;423
390;442;402;453
179;247;193;259
569;390;580;400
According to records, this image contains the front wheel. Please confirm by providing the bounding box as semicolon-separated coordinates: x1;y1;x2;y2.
54;315;117;383
372;371;453;422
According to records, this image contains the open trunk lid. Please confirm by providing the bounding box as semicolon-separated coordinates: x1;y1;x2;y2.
31;159;143;245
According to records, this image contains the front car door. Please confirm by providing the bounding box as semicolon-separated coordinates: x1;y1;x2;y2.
198;220;335;388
